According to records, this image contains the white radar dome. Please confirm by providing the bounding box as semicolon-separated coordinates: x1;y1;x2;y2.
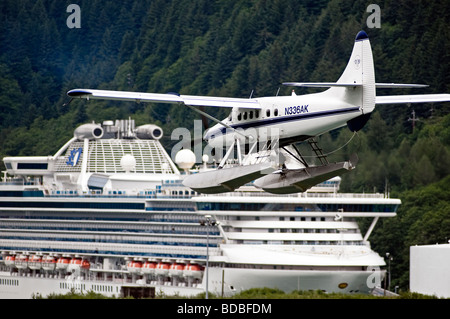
175;149;196;170
120;154;136;173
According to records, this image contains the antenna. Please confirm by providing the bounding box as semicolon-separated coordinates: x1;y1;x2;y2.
408;109;420;131
429;104;435;118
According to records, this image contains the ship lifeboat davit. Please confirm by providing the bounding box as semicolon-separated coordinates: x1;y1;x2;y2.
127;260;143;274
56;257;70;270
15;254;29;269
28;255;43;270
154;262;170;276
183;264;204;279
141;261;156;275
42;256;56;271
4;255;15;268
168;263;185;277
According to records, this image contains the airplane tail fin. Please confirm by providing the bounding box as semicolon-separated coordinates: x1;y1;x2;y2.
333;30;375;114
283;31;376;114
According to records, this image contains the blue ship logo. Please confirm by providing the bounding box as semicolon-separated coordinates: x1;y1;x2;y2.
66;147;83;166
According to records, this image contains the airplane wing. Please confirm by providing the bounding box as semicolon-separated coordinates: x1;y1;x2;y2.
376;94;450;104
67;89;260;109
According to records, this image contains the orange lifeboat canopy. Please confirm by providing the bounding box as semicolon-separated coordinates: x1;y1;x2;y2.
141;261;156;274
56;257;70;270
15;254;29;269
28;255;43;270
184;264;204;279
67;258;82;272
81;259;90;269
42;256;56;271
169;263;185;277
154;262;170;276
4;255;16;267
127;260;143;274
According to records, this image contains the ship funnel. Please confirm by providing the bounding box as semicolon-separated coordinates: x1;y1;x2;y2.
74;123;104;140
135;124;163;140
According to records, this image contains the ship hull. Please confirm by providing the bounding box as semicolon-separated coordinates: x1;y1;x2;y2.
0;266;383;298
207;267;384;295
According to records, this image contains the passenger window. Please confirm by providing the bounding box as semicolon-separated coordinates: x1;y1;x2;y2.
249;111;253;119
243;112;247;120
255;110;259;118
266;109;271;117
274;108;278;116
238;113;242;121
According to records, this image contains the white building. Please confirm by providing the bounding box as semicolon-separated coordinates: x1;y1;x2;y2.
410;244;450;298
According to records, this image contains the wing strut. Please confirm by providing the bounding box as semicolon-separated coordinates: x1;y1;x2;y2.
184;104;245;138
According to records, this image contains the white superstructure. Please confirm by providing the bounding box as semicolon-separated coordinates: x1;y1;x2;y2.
0;119;399;298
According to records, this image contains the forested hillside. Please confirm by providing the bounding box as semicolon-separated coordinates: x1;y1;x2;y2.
0;0;449;292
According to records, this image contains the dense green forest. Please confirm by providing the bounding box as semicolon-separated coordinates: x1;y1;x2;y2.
0;0;449;292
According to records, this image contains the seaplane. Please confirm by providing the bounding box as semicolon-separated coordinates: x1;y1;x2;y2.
67;31;450;194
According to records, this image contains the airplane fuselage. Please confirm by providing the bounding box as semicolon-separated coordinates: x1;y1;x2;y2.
204;92;362;148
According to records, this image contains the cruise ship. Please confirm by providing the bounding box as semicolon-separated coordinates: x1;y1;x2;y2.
0;118;400;298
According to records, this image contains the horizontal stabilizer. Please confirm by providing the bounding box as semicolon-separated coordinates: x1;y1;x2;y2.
282;82;362;88
68;89;260;109
283;82;429;89
375;83;429;88
376;94;450;104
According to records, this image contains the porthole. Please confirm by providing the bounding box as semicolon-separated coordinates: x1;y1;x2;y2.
338;282;348;289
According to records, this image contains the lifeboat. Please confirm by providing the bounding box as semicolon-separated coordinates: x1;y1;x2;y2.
81;259;90;270
4;255;15;267
28;255;43;270
183;263;204;279
15;254;29;269
141;261;156;275
42;256;56;271
127;260;143;274
168;263;185;277
67;258;82;272
66;257;89;272
154;262;170;276
56;257;70;270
